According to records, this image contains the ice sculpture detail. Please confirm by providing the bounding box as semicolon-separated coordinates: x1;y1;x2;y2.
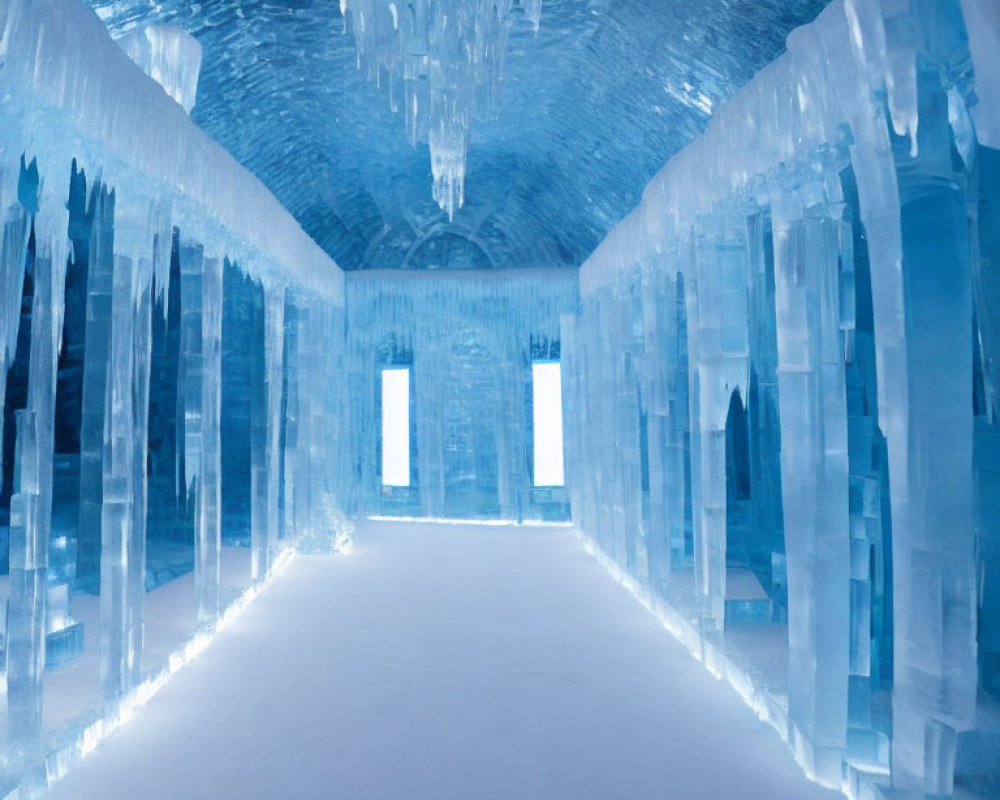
340;0;541;219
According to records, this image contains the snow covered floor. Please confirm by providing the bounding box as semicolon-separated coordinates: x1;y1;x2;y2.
43;520;839;800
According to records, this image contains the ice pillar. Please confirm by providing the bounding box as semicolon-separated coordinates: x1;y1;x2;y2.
197;254;222;623
289;293;315;539
882;73;976;799
637;257;689;596
7;171;69;749
687;214;750;630
255;285;284;577
837;3;979;790
771;170;851;785
248;277;268;580
281;292;300;541
99;239;137;703
99;195;155;702
179;241;222;625
0;190;31;491
77;185;115;584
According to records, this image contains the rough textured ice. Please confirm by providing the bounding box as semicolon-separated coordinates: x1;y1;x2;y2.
84;0;828;271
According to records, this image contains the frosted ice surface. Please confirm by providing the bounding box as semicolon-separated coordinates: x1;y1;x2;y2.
118;25;202;114
961;0;1000;148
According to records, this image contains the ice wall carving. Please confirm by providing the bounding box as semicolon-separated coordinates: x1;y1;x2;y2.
0;0;348;794
565;0;1000;796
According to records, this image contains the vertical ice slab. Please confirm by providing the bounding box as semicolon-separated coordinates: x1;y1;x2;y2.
198;255;223;624
77;185;115;586
770;171;851;785
247;276;267;578
253;285;284;579
689;213;751;630
99;247;136;703
178;241;223;625
100;192;155;702
7;167;69;751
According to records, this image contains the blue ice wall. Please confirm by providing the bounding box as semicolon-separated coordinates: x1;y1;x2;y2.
0;0;347;794
563;0;1000;796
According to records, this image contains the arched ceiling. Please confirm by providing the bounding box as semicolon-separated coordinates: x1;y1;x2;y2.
87;0;827;270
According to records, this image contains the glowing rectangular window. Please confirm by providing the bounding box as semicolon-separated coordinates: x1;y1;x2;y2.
532;361;565;487
381;368;410;487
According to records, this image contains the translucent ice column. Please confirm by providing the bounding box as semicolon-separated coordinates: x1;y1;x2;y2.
7;172;69;754
688;212;750;630
840;3;979;792
77;185;115;585
99;191;157;702
179;241;223;625
100;201;139;702
199;254;223;624
770;169;851;785
0;169;31;493
637;258;690;596
251;285;284;578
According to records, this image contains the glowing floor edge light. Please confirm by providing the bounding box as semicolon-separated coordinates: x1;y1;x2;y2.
367;515;573;527
573;527;875;800
24;546;299;799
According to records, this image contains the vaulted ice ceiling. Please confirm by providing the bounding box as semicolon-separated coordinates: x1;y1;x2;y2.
88;0;827;270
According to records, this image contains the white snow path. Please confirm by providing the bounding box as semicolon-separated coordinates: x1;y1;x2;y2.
44;520;840;800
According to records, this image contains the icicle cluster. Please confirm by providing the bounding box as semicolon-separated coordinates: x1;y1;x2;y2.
340;0;542;219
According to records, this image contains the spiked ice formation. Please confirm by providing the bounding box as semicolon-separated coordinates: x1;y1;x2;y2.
340;0;541;218
569;0;1000;796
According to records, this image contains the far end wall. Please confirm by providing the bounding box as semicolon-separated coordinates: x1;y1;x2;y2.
345;269;578;522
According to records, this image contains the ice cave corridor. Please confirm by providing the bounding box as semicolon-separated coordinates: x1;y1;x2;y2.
0;0;999;797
